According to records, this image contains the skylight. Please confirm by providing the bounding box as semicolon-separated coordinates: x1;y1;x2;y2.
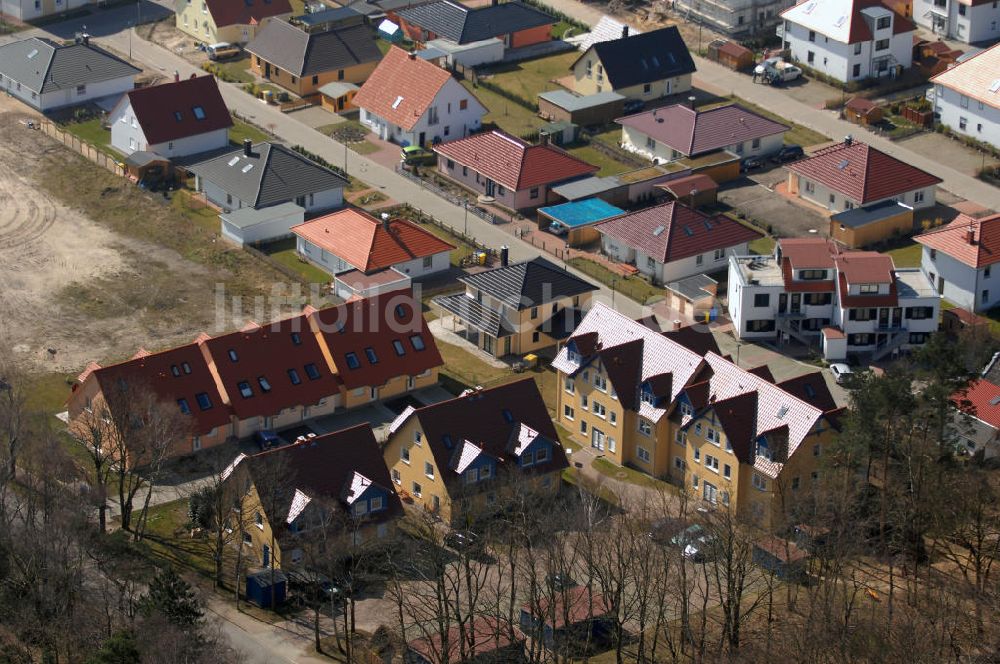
237;381;254;399
288;368;302;385
241;164;254;173
27;48;38;59
304;363;321;380
653;225;666;236
777;405;789;419
834;15;847;27
991;396;1000;406
227;156;240;167
803;1;816;12
345;352;361;369
837;159;850;170
195;392;213;411
174;111;183;122
990;79;1000;93
192;105;206;120
392;95;404;109
393;339;406;356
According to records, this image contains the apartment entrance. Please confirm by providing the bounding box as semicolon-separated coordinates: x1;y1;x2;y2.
591;427;606;451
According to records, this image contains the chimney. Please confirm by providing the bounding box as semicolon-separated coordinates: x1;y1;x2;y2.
621;25;628;38
966;227;976;245
844;134;853;146
688;95;697;109
82;33;89;46
381;212;391;231
174;70;180;82
243;138;252;157
408;50;417;60
673;319;682;330
540;132;550;146
500;245;509;267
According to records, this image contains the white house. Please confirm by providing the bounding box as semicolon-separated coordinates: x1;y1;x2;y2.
930;43;1000;151
728;237;940;361
915;212;1000;311
291;207;455;280
779;0;914;83
351;46;486;147
110;75;232;159
1;0;94;26
786;138;941;212
0;37;140;112
617;103;788;164
913;0;1000;44
593;201;764;285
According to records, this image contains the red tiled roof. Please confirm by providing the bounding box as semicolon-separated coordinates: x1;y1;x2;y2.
945;306;990;327
845;96;878;113
780;237;839;269
756;536;810;563
780;260;836;292
291;208;454;273
91;343;233;436
309;289;443;390
657;173;718;199
955;378;1000;429
776;371;839;412
351;46;456;132
617;103;788;157
786;140;941;204
837;272;899;307
822;326;846;339
526;586;612;629
434;130;598;191
407;617;523;664
835;251;894;284
201;314;341;421
593;201;762;263
121;76;232;145
717;40;752;59
914;213;1000;269
205;0;291;28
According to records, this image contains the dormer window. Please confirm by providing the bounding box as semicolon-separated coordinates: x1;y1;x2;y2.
799;269;826;280
679;402;693;417
641;389;655;406
567;349;579;363
859;283;879;294
756;437;772;461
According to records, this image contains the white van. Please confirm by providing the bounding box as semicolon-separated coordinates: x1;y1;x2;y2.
206;42;241;61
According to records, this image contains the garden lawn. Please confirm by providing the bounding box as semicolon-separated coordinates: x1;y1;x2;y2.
886;242;922;268
749;236;776;255
462;80;546;137
257;238;332;284
228;119;270;146
567;257;663;305
62;117;113;152
480;51;577;103
563;143;631;177
206;57;254;84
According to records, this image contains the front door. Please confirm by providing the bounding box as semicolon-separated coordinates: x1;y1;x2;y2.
370;387;378;401
790;294;801;314
483;335;495;355
264;62;271;79
431;495;440;512
503;337;511;356
418;131;426;147
591;427;605;451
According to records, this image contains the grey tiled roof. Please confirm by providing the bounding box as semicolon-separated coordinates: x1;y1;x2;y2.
433;292;514;338
245;19;381;76
397;0;553;44
0;37;140;94
459;257;596;311
578;26;695;89
187;142;349;208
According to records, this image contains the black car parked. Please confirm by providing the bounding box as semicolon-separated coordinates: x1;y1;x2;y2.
770;144;804;163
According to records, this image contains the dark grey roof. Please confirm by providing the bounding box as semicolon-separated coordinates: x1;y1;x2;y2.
433;293;515;338
575;26;696;89
459;257;597;311
537;89;624;112
292;6;362;27
830;200;911;229
187;142;349;208
343;0;423;17
0;37;140;94
665;273;717;301
397;0;553;44
245;19;381;76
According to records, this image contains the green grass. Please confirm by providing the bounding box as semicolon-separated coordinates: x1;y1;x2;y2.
140;498;216;577
171;190;220;235
62;117;113;151
257;238;332;284
592;457;678;493
551;20;580;40
750;236;776;255
563;142;631;177
480;51;577;102
699;95;829;148
228;119;270;146
204;57;254;84
567;257;663;305
462;80;546;137
886;242;922;268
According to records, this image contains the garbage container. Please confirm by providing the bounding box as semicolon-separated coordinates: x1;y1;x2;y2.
477;252;487;265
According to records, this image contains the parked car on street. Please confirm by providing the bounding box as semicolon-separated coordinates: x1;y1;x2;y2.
401;145;437;166
770;144;804;163
670;524;718;562
829;363;854;385
545;221;568;236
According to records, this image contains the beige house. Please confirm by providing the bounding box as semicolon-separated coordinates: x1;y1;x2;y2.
175;0;292;45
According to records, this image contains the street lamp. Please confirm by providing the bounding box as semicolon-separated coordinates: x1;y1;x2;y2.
463;200;469;236
611;278;617;308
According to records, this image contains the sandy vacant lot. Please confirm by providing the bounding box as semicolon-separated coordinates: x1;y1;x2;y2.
0;96;303;373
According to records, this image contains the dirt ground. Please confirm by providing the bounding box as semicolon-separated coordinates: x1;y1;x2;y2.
0;96;304;374
137;17;210;67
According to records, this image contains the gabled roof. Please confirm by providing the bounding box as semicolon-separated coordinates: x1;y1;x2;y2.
201;0;292;28
931;42;1000;111
575;15;641;52
88;343;232;437
201;313;341;420
396;0;554;44
433;130;598;190
118;75;232;145
953;378;1000;430
593;201;762;264
458;256;597;310
574;26;696;90
776;372;839;412
914;213;1000;269
400;379;568;491
0;37;140;94
552;303;705;424
407;617;523;664
598;339;644;410
525;586;613;628
786;140;941;204
779;0;915;45
617;103;788;157
309;289;443;390
352;46;483;131
245;18;381;77
291;208;455;273
241;423;402;528
662;324;721;357
186;142;349;209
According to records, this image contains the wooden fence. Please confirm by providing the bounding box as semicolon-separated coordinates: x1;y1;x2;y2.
39;120;125;178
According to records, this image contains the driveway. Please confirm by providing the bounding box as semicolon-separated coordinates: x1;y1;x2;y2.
718;172;830;238
286;105;342;130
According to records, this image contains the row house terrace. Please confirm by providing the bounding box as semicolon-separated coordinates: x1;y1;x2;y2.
552;303;844;530
727;238;939;361
67;289;443;460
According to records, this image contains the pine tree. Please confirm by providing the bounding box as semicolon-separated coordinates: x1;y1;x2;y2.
142;567;204;628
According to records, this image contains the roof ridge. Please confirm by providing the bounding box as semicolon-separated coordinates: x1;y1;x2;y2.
705;351;823;414
251;143;273;208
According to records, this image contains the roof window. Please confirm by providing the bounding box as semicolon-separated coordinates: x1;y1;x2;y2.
237;381;254;399
192;105;206;120
195;392;213;411
345;352;361;369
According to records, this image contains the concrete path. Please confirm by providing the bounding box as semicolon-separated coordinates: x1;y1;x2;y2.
540;0;1000;210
